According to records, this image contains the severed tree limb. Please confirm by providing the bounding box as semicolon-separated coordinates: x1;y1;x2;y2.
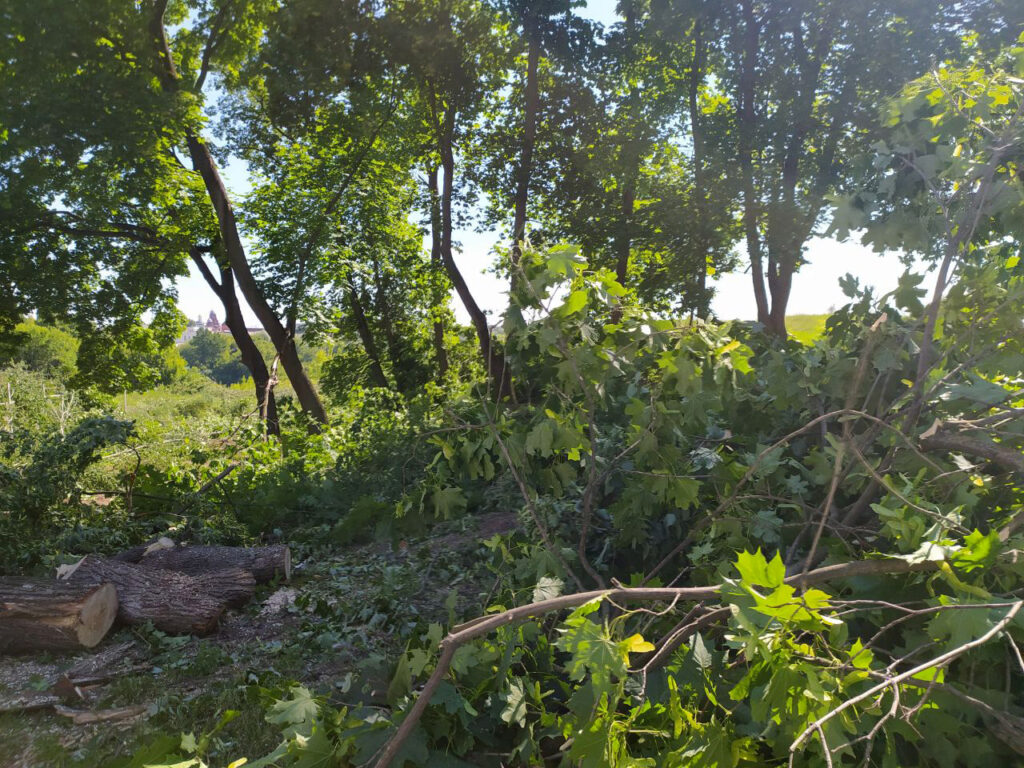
370;558;941;768
921;431;1024;475
789;600;1023;764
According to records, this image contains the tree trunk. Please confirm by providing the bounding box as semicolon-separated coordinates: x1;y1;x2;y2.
0;581;117;653
437;113;511;398
372;253;411;391
138;544;292;584
186;137;329;427
347;282;391;389
739;0;770;327
511;32;540;273
612;1;640;321
191;248;280;435
62;557;228;635
182;569;256;609
149;3;325;425
427;166;450;379
688;18;710;315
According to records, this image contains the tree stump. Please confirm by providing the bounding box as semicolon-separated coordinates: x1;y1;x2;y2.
139;544;291;584
0;581;118;653
61;557;228;635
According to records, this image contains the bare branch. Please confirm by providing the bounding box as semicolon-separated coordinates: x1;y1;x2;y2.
789;600;1023;761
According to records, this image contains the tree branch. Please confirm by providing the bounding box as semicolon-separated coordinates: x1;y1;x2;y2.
370;557;941;768
921;432;1024;475
789;600;1023;763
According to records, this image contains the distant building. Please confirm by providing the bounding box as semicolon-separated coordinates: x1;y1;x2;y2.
176;316;203;345
176;310;266;344
205;311;230;333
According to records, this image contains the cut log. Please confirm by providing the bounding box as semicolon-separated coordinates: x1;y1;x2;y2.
62;557;226;635
188;568;256;608
139;544;291;584
0;694;62;713
0;581;117;653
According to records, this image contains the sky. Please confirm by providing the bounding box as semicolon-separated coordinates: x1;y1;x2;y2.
174;0;930;330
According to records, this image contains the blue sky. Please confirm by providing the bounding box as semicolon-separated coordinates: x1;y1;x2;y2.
175;0;928;328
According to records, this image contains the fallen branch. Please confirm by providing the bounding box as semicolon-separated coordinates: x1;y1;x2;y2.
921;431;1024;475
54;703;148;725
788;600;1023;764
371;557;940;768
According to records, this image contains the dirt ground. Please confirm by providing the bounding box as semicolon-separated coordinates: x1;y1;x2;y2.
0;510;518;768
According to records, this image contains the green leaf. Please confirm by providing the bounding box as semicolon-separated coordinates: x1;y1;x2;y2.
734;549;785;589
525;420;555;456
546;245;583;276
387;657;412;705
562;289;588;314
533;576;564;603
291;722;335;768
431;486;467;519
500;677;527;726
692;632;712;670
266;686;318;726
953;529;1000;572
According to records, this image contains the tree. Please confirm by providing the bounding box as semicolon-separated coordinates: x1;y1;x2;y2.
0;0;343;433
0;0;289;432
833;41;1024;425
391;0;514;397
222;0;462;393
180;329;234;379
1;321;79;381
707;0;981;335
147;0;327;426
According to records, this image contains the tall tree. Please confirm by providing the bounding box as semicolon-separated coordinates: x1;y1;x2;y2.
148;0;327;425
0;0;319;432
710;0;977;335
391;0;514;397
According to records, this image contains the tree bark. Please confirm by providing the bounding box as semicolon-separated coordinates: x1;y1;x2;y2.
138;544;292;584
613;1;641;297
427;166;450;379
372;253;412;391
63;556;228;635
183;569;256;609
437;111;511;398
0;581;118;653
511;31;540;272
186;137;328;427
921;432;1024;475
738;0;770;327
347;281;390;389
688;18;710;315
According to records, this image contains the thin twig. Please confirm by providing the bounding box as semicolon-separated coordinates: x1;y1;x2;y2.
789;600;1023;760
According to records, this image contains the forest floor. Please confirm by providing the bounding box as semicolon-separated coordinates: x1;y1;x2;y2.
0;510;517;768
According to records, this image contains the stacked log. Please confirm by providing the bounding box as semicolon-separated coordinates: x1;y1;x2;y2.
1;542;292;653
61;557;252;635
139;544;291;584
0;581;118;652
